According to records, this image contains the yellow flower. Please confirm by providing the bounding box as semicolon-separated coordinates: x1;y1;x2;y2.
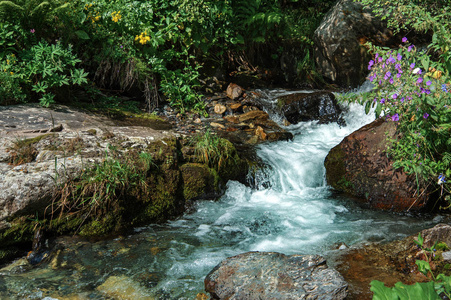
111;11;121;23
10;72;14;75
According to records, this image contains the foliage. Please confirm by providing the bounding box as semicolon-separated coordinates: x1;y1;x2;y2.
355;0;451;75
192;129;234;171
0;0;334;110
341;39;451;207
51;147;154;227
371;234;451;299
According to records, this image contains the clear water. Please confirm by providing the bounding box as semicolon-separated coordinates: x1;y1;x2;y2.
0;98;444;300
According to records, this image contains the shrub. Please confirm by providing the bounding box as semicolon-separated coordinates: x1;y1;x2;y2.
342;38;451;207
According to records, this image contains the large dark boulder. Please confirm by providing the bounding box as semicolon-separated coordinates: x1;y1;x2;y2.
205;251;348;300
314;0;394;87
324;118;429;211
276;91;344;125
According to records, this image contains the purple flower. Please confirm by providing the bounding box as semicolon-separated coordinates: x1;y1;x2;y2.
377;57;383;63
392;113;399;121
402;37;408;43
423;112;429;119
410;63;415;69
375;53;379;59
401;97;405;103
442;84;448;92
417;77;423;84
389;78;394;84
408;45;414;52
396;73;402;78
395;63;401;70
380;98;386;104
384;71;392;80
426;80;432;86
397;53;402;61
387;56;396;64
368;60;374;70
30;29;35;33
392;93;398;99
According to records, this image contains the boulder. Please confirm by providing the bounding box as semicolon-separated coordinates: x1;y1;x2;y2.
314;0;394;87
276;91;344;124
205;251;348;300
324;118;429;211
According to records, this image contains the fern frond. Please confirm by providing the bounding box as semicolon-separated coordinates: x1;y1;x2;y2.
0;1;25;13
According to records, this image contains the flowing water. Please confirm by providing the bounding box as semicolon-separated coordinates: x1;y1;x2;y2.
0;90;444;299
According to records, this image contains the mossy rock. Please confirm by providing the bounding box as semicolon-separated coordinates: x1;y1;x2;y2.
181;163;219;200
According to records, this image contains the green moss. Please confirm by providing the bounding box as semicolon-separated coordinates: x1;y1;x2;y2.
181;163;219;200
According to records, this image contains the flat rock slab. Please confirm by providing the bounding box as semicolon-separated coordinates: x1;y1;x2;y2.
205;251;348;300
0;104;174;140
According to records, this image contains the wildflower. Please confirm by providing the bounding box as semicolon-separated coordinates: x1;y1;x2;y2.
417;77;423;84
392;93;398;99
30;29;35;33
389;78;394;84
111;11;121;22
413;67;421;74
387;56;396;64
368;60;374;70
410;63;415;69
442;84;448;92
392;113;399;121
402;37;408;43
380;98;386;104
397;53;402;61
396;73;402;78
426;80;432;86
408;45;414;52
423;112;429;119
401;97;405;103
384;71;391;80
438;174;446;185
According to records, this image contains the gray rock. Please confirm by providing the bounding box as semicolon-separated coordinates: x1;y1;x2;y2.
314;0;393;87
205;251;347;300
0;104;175;229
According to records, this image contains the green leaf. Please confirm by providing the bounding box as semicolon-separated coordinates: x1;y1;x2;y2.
75;30;90;40
416;260;432;276
370;280;398;300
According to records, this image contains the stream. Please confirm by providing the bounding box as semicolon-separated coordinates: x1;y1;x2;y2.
0;90;445;299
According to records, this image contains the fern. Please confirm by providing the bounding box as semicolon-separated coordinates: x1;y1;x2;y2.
232;0;284;42
0;0;69;29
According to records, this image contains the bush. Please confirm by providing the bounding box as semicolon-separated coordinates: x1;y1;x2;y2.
342;38;451;208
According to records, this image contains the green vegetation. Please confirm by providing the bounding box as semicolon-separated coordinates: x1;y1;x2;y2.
371;234;451;299
340;1;451;210
0;0;334;112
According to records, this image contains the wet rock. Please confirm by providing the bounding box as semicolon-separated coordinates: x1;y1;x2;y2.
205;251;348;300
96;275;153;300
226;83;244;100
314;0;394;87
334;223;451;300
276;91;343;125
214;104;227;115
324;118;429;211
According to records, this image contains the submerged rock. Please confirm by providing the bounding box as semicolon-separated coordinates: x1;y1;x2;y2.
324;118;429;211
205;251;348;300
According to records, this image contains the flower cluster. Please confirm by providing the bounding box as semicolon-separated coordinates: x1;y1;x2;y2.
355;38;451;195
135;31;150;45
111;11;121;23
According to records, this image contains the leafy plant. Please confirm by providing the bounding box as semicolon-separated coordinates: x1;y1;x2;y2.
371;234;451;299
341;38;451;207
17;41;88;106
